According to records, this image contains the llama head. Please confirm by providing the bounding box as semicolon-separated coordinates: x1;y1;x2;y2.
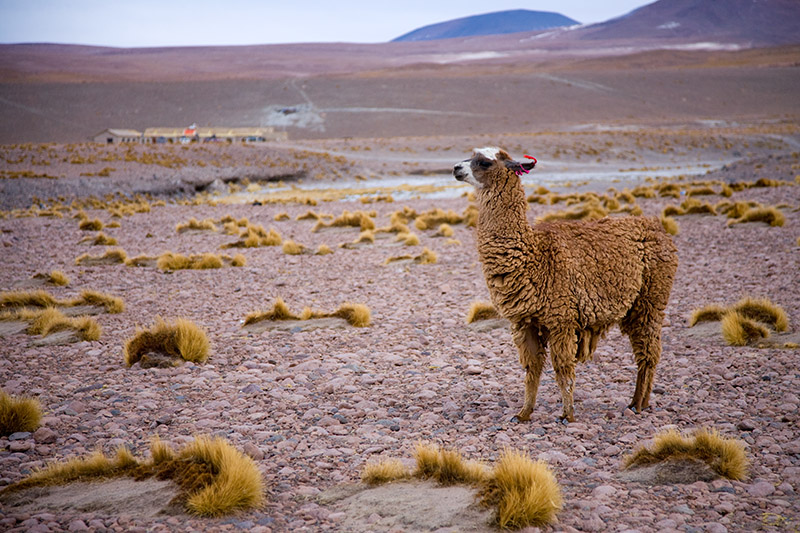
453;147;536;189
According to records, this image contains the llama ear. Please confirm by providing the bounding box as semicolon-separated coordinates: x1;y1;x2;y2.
504;158;533;175
522;155;537;171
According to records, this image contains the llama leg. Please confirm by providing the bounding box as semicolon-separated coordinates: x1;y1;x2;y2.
510;323;546;422
550;330;578;423
626;325;662;413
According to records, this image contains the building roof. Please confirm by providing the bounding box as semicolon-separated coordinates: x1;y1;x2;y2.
94;128;142;137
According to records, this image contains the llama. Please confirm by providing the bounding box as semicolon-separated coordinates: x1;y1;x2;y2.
454;148;678;422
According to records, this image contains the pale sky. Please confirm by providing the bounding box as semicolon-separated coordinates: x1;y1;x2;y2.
0;0;653;47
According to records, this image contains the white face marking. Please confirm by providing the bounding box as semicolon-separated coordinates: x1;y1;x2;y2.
454;161;483;188
473;147;501;160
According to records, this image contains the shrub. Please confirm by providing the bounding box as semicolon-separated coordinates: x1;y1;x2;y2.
316;244;334;255
176;217;218;233
282;240;306;255
623;427;748;481
728;206;784;227
124;317;210;366
480;448;562;529
466;301;500;323
721;311;770;346
413;442;488;486
47;270;69;286
79;218;104;231
660;216;679;236
361;458;410;485
157;252;225;271
0;390;42;436
75;248;128;266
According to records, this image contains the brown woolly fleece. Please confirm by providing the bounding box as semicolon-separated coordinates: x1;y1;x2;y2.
454;148;678;423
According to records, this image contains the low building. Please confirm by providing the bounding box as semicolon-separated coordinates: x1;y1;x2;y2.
92;129;142;144
142;126;287;144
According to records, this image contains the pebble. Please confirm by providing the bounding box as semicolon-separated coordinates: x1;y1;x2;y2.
33;428;57;444
746;481;775;498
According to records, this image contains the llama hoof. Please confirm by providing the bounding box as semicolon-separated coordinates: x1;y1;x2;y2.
556;416;572;425
510;415;529;423
511;416;520;423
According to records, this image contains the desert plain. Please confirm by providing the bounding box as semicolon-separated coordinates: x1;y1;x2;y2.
0;38;799;533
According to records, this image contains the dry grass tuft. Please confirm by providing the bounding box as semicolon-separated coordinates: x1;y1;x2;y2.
316;244;334;255
327;303;372;327
415;247;438;264
721;312;770;346
229;253;247;267
395;232;420;246
75;248;128;266
0;389;42;436
282;240;306;255
434;223;455;237
466;301;500;323
312;210;375;232
74;289;125;313
623;428;748;481
361;458;410;485
224;225;282;248
414;208;464;230
46;270;70;286
689;304;728;326
537;200;608;223
176;217;218;233
480;448;562;529
660;215;679;236
27;307;102;341
687;186;717;196
79;218;104;231
179;435;265;517
124;317;210;366
0;289;59;310
681;198;717;216
88;232;118;246
2;435;264;517
727;206;785;227
157;252;225;271
273;212;290;221
243;298;299;325
412;442;488;486
733;297;789;332
658;183;681;198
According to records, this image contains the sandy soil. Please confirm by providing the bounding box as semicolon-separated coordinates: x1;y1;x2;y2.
0;127;799;531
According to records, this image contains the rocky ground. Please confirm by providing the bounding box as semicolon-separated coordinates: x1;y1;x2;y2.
0;130;799;532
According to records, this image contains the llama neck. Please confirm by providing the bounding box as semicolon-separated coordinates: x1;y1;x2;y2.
476;171;532;241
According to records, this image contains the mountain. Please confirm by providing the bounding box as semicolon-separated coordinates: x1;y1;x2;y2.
392;9;579;42
576;0;800;46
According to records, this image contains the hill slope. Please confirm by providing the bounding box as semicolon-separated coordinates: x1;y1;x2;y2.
577;0;800;46
392;9;579;42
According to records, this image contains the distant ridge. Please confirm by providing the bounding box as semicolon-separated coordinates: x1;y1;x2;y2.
576;0;800;46
392;9;579;42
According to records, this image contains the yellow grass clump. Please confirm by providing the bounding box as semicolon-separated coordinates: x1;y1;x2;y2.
480;448;562;529
46;270;69;286
414;208;464;230
75;248;128;266
361;458;411;485
732;297;788;332
0;289;58;310
84;232;117;246
466;301;501;323
660;215;679;236
323;303;372;327
316;244;334;255
721;312;770;346
413;442;488;486
124;317;210;366
244;297;298;324
687;186;716;196
229;253;247;267
0;390;42;436
224;225;282;248
623;428;748;481
727;206;784;228
157;252;225;271
75;289;125;313
78;218;104;231
1;436;264;517
273;212;290;221
27;307;102;341
537;200;608;223
658;183;681;198
395;232;420;246
415;247;438;264
689;297;788;344
689;304;728;327
312;210;375;232
434;223;454;237
681;198;717;216
176;217;218;233
282;240;306;255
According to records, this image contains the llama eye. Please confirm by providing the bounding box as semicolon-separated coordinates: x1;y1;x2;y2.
479;161;491;168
